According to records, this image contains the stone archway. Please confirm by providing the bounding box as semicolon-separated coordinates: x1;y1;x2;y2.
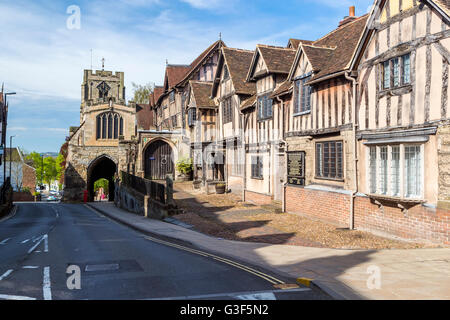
144;140;174;180
87;155;117;202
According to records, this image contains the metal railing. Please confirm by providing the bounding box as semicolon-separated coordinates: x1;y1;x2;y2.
121;171;166;204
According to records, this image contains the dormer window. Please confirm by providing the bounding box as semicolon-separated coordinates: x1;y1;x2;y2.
169;91;175;103
97;81;111;100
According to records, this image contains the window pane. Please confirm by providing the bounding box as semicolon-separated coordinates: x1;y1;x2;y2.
402;54;411;84
316;144;323;177
114;115;118;139
108;114;113;139
391;146;400;196
102;115;107;139
323;142;330;178
379;146;388;194
393;58;400;87
369;147;377;194
96;116;101;139
119;117;123;136
336;142;343;179
383;61;390;89
405;145;421;198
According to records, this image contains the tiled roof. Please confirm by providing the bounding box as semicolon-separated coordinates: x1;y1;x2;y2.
5;148;22;162
306;14;368;81
190;81;216;109
240;95;257;111
270;80;293;98
288;38;313;50
222;47;256;96
302;45;335;73
257;45;296;75
136;104;153;131
177;40;225;87
151;86;164;107
165;64;190;89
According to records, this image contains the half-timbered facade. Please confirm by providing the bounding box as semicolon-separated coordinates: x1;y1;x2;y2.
211;47;256;194
283;9;368;225
349;0;450;243
242;45;296;203
136;40;223;181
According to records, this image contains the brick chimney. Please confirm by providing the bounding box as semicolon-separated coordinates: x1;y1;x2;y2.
339;6;357;27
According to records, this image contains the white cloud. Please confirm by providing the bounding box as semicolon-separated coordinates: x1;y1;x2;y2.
180;0;228;9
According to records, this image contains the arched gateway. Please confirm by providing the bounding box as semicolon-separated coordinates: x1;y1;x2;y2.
144;140;174;180
87;156;117;202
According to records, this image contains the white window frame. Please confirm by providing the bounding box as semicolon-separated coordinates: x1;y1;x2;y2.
366;144;424;200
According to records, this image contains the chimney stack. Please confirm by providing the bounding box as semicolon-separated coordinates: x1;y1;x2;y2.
349;6;355;17
339;6;357;27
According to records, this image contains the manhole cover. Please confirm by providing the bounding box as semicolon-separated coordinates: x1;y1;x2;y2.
85;263;119;272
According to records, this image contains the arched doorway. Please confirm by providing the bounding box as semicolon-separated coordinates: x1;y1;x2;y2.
144;140;174;180
87;156;117;202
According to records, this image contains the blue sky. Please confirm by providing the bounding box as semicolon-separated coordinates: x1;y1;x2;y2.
0;0;374;153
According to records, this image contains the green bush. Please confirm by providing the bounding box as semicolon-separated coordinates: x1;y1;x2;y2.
22;187;31;194
176;158;193;175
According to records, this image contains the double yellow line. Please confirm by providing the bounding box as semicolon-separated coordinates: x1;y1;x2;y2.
145;236;285;285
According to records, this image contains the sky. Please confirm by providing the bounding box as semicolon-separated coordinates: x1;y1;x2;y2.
0;0;374;153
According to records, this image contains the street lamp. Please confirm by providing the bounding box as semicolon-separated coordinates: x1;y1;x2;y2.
9;135;15;180
3;92;16;184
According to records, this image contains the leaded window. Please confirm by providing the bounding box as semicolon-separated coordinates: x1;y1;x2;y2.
96;112;123;140
223;97;233;124
257;94;273;120
251;156;263;179
382;53;411;89
368;144;423;199
315;141;343;180
294;76;312;114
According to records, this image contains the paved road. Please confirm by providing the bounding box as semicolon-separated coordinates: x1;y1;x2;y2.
0;203;330;300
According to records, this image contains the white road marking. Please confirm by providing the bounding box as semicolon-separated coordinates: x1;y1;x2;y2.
27;234;48;254
21;239;30;244
0;238;11;245
0;269;14;281
147;288;310;300
43;266;52;300
234;292;277;300
22;266;39;269
0;294;36;300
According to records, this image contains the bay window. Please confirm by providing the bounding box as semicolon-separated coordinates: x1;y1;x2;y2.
368;144;423;199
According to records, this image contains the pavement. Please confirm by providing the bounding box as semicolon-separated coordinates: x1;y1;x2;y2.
0;203;328;300
89;202;450;300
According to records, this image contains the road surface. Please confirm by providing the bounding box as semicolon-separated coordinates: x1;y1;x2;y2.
0;203;330;300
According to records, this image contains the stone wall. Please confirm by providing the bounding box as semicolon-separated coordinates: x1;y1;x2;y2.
438;124;450;210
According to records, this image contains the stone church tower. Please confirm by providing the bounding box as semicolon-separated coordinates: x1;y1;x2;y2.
64;68;137;202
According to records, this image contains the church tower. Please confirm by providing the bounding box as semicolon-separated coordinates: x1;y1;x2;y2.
80;68;126;122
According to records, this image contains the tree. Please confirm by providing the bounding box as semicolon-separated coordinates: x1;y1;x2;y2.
25;152;65;187
131;82;154;104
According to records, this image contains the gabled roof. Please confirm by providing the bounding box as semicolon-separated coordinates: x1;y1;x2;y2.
150;86;164;108
212;47;256;97
287;38;314;50
164;64;190;91
289;14;368;83
350;0;449;72
176;40;225;88
247;45;296;81
189;81;216;109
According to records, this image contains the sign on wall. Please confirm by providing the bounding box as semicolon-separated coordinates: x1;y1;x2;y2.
287;151;305;186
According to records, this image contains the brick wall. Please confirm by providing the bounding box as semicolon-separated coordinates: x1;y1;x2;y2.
22;165;36;190
285;185;450;244
245;190;273;205
354;197;450;245
285;186;350;226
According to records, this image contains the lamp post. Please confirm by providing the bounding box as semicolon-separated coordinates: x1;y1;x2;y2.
9;135;15;180
3;92;16;185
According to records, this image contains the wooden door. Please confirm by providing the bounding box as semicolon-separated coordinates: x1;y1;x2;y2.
144;140;174;180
